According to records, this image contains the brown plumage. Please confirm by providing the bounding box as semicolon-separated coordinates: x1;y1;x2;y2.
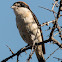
11;1;45;62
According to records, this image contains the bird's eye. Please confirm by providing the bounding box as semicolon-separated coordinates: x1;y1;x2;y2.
17;6;20;7
21;4;24;7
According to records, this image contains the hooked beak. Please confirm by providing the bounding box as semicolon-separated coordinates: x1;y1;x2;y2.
11;6;16;9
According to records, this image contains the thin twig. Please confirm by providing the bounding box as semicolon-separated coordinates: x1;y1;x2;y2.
27;50;35;62
40;20;55;27
46;47;59;60
52;37;62;48
52;1;58;10
39;6;57;14
53;57;62;61
6;45;14;54
1;45;31;62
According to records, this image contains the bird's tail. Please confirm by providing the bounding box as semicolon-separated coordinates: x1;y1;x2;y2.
35;45;45;62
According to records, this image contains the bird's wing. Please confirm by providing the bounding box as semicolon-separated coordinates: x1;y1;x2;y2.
29;9;45;54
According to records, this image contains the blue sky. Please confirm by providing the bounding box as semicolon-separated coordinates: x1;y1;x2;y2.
0;0;62;62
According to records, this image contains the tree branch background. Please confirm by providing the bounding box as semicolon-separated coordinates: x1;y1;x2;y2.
0;0;62;62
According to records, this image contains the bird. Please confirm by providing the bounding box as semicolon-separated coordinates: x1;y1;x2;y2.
11;1;45;62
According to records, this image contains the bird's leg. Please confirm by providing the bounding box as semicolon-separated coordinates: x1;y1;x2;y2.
31;41;36;54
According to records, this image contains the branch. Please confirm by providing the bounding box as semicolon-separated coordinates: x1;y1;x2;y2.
52;37;62;48
1;45;32;62
1;38;62;62
27;50;35;62
40;20;55;27
6;45;14;54
53;57;62;61
52;0;58;17
57;25;62;40
52;1;58;10
1;39;50;62
39;6;57;14
46;47;59;60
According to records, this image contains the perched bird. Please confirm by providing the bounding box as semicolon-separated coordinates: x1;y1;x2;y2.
11;1;45;62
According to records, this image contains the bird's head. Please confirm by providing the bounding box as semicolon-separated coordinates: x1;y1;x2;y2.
11;1;30;10
11;1;31;16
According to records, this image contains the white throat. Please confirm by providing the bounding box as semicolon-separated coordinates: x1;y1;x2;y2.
14;7;32;18
13;7;34;23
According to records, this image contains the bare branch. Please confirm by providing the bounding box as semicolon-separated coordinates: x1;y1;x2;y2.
52;1;58;10
6;45;14;54
52;37;62;48
46;47;59;60
1;38;62;62
57;25;62;40
53;57;62;61
40;20;55;27
1;45;31;62
27;50;35;62
39;6;57;14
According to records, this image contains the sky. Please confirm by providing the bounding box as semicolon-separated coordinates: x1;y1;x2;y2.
0;0;62;62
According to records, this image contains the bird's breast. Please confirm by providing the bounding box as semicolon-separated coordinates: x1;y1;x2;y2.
15;8;42;45
16;16;42;45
